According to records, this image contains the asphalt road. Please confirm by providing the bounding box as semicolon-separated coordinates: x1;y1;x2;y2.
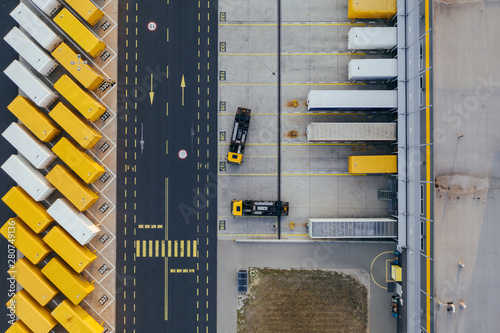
116;0;217;332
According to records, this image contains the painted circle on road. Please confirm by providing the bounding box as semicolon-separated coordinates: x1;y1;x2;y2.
147;22;157;31
178;150;188;159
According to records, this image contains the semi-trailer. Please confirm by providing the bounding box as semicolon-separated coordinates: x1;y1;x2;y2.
308;218;398;239
306;123;397;142
348;27;397;50
64;0;104;26
307;90;397;111
31;0;62;16
348;59;397;80
7;96;60;142
4;60;58;109
348;0;397;19
48;102;102;149
54;74;106;121
51;42;105;90
0;218;52;265
1;155;55;201
2;123;56;169
52;300;104;332
348;155;398;174
52;137;105;183
5;320;31;333
6;290;58;333
53;8;106;57
42;225;97;272
4;27;58;76
231;200;289;217
227;107;251;165
10;3;62;52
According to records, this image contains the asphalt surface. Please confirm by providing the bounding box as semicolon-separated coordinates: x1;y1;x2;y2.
0;1;26;331
116;1;217;332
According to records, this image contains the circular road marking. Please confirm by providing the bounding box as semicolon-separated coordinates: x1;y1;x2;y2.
178;150;188;159
147;22;157;31
370;251;394;290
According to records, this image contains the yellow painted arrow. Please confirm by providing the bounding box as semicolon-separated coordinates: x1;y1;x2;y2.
181;75;186;106
149;74;154;104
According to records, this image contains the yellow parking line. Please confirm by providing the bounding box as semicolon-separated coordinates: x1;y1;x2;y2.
162;240;165;257
193;240;197;257
174;240;178;257
180;240;185;257
149;240;153;257
135;240;140;258
155;240;159;257
142;240;146;257
187;240;191;257
168;240;172;257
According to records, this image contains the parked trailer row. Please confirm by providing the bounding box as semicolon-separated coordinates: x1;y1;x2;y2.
49;102;102;149
0;218;52;265
43;225;97;273
8;258;58;306
54;74;106;121
41;257;94;305
7;96;60;142
53;8;106;57
65;0;104;26
52;300;104;333
348;27;397;50
4;60;57;109
31;0;62;16
10;3;62;52
306;90;397;111
306;123;397;142
1;155;55;201
52;42;105;90
4;27;58;76
2;123;56;169
46;198;99;244
348;59;397;80
6;289;58;333
348;0;397;19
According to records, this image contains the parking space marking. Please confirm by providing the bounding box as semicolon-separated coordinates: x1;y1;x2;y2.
370;251;393;290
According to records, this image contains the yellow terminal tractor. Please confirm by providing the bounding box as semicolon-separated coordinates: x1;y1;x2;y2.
227;107;251;165
232;200;289;217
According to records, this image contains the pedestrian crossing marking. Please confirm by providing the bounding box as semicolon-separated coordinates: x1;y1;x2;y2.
135;240;198;258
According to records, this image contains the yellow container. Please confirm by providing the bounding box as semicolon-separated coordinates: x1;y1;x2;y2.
6;290;58;333
7;96;60;142
8;258;58;306
51;43;105;91
52;138;105;184
64;0;104;26
41;257;94;305
348;155;397;174
391;264;402;282
52;299;104;333
42;226;97;273
46;165;99;211
48;103;102;149
53;75;106;122
348;0;397;19
2;187;54;233
5;320;31;333
53;8;106;57
0;218;51;265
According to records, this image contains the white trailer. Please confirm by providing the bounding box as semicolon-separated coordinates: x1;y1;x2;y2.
306;122;397;142
31;0;62;16
308;218;398;239
2;123;56;169
10;3;62;52
4;60;58;109
46;198;100;245
1;155;55;201
4;27;58;76
348;27;397;51
348;59;397;81
307;90;397;111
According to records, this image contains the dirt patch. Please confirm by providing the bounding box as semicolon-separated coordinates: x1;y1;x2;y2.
237;268;368;333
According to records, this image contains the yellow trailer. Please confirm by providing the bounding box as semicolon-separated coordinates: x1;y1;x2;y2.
53;75;106;122
52;299;104;332
348;155;397;174
2;187;54;233
7;96;60;142
53;8;106;57
64;0;104;26
42;226;97;273
0;218;51;265
52;137;105;184
41;257;94;305
48;103;102;149
45;165;99;211
8;258;58;306
348;0;397;19
51;43;105;91
5;320;31;333
6;290;58;333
